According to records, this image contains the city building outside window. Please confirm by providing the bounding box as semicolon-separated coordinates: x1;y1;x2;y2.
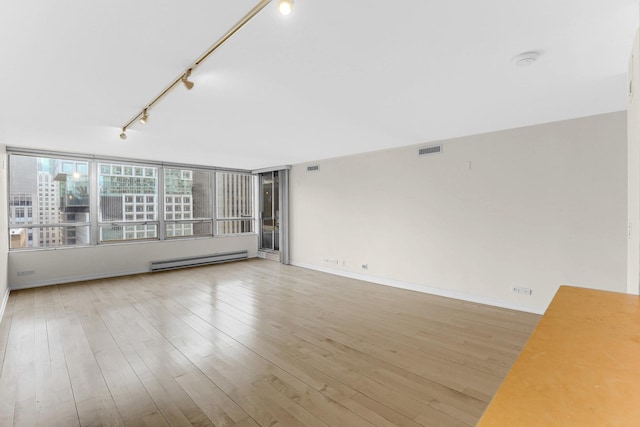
216;172;254;235
8;155;90;249
164;168;213;238
7;152;257;250
98;163;159;242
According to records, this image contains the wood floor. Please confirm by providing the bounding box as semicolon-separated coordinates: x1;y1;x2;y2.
0;259;540;427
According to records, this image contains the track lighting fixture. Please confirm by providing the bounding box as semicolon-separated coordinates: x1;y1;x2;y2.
278;0;293;15
181;69;194;90
119;0;294;139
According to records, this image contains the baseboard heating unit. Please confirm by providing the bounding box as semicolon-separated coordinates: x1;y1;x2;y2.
150;250;248;272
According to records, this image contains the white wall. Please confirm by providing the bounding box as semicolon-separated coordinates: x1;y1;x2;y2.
8;235;258;290
629;29;640;295
290;112;627;314
0;148;9;320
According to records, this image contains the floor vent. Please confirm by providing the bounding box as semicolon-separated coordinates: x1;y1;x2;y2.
150;250;248;272
307;165;320;172
418;144;443;156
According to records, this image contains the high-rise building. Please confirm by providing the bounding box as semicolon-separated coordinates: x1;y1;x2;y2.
52;159;90;246
9;156;90;248
37;169;62;246
164;168;194;237
99;163;160;241
9;156;38;248
8;155;248;248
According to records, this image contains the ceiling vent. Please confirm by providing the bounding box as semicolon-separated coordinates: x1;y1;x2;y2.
418;144;442;157
307;165;320;172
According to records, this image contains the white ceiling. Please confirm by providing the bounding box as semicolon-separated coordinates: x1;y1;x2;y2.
0;0;638;170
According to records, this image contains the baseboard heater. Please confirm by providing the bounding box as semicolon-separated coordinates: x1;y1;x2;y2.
150;250;248;272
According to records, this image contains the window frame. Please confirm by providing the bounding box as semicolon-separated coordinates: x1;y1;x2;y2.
97;160;160;243
8;153;93;250
215;171;256;235
162;166;214;240
6;149;257;251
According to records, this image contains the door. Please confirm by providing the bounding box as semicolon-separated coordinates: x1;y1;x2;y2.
259;171;279;251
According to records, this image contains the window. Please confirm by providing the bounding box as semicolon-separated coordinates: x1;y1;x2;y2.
98;162;158;242
8;155;90;249
8;151;257;250
62;162;74;173
164;168;212;238
216;172;255;235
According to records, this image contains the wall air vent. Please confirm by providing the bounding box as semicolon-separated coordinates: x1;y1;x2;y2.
307;165;320;172
418;144;442;157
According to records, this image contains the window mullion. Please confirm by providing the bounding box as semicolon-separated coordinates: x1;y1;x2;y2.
212;171;217;237
158;167;166;241
90;159;99;245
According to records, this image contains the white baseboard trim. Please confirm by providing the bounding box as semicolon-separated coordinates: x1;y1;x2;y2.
9;257;259;291
291;262;545;315
0;287;10;324
9;268;150;291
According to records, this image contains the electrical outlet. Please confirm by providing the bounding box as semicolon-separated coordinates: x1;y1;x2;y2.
361;264;368;270
512;286;533;295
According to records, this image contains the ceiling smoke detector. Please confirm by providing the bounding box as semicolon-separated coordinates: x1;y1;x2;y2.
512;51;540;67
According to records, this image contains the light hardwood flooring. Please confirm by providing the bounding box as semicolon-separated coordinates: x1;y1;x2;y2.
0;259;540;427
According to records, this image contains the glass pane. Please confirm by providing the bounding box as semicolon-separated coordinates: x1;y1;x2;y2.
216;219;254;235
273;171;280;251
9;155;90;234
216;172;254;236
164;168;211;222
9;226;90;249
99;224;158;242
259;171;279;250
98;162;158;225
165;221;213;239
261;227;274;250
262;173;273;220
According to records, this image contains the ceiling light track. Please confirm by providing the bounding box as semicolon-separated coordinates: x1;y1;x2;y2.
119;0;290;139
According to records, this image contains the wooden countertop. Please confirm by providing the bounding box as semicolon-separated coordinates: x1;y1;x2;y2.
478;285;640;427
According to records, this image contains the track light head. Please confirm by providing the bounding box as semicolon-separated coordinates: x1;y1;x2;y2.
181;69;194;90
182;79;194;90
118;2;274;139
278;0;293;15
